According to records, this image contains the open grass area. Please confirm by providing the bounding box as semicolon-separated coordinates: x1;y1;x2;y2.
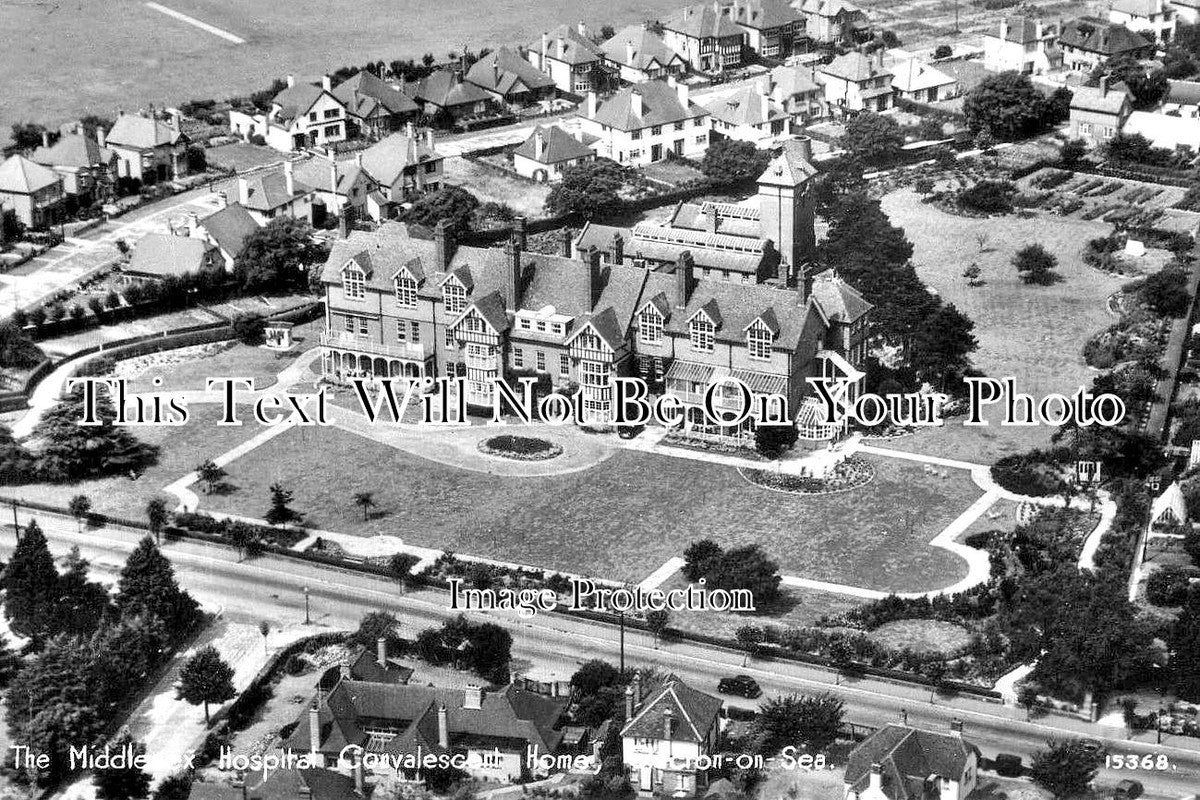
868;619;973;656
879;188;1126;463
442;158;551;219
666;579;867;638
197;425;981;591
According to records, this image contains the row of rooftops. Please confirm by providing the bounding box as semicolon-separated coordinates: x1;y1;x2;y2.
988;13;1155;56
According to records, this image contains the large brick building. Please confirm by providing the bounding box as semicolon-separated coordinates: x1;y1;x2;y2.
319;143;870;441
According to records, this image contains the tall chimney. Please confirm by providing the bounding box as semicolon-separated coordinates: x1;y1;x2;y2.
406;120;416;139
464;685;484;710
624;685;634;720
437;704;450;748
238;177;250;206
611;231;624;264
561;227;574;257
586;92;598;118
217;191;228;209
330;162;339;194
999;17;1008;41
322;74;333;91
663;706;675;740
792;135;813;163
588;247;604;307
950;718;963;738
287;74;296;88
632;672;642;704
578;19;587;36
435;219;455;268
376;636;387;668
676;81;689;107
426;128;435;150
97;127;107;148
1100;75;1111;97
868;763;883;792
514;215;528;249
339;660;352;680
534;128;546;160
706;205;718;233
284;160;295;196
41;130;49;149
630;89;644;119
504;233;523;307
353;752;365;795
675;250;693;309
541;32;549;64
308;700;321;754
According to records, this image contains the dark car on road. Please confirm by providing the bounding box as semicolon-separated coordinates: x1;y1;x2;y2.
1113;780;1143;800
718;675;762;698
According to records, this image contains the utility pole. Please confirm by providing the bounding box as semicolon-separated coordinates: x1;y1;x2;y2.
303;585;311;625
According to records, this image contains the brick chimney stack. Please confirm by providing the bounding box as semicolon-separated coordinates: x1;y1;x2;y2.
561;227;574;258
437;704;450;748
675;250;694;309
611;231;624;264
435;219;455;268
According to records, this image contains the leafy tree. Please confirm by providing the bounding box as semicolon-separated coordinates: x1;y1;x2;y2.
645;609;670;647
1091;55;1168;109
93;733;151;800
1012;243;1061;285
265;482;302;527
351;610;401;650
1030;739;1101;796
962;263;982;286
177;645;236;723
0;423;32;484
571;659;622;697
910;303;977;389
231;313;265;345
403;186;480;234
546;159;628;218
388;553;421;585
933;44;952;58
227;521;261;562
234;217;318;292
1059;138;1088;168
461;621;512;684
68;494;92;531
3;519;60;636
840;112;904;166
1043;86;1073;126
55;547;108;636
353;491;377;521
1140;267;1192;317
570;660;625;726
10;122;54;151
30;387;159;483
682;539;723;581
735;625;765;663
599;24;616;40
700;138;772;183
0;320;43;368
752;693;844;754
145;498;169;544
958;180;1016;214
707;544;781;605
963;71;1047;140
1171;589;1200;700
754;423;798;458
195;459;226;493
115;536;199;641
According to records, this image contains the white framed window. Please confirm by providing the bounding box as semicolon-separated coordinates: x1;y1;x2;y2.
581;360;608;387
411;322;420;343
577;331;602;351
519;317;532;330
344;266;366;300
445;327;456;347
638;306;663;345
513;348;524;368
536;320;547;332
443;282;466;314
747;320;772;360
551;323;563;335
395;274;417;308
344;315;369;337
560;354;570;377
396;321;407;343
690;315;714;352
536;351;546;371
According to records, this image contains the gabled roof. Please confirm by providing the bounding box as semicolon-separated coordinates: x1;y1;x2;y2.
989;15;1044;44
126;234;212;278
810;273;872;323
1070;81;1133;114
756;139;818;187
798;0;865;18
240;168;314;212
293;157;365;197
407;70;495;109
247;768;367;800
724;0;804;31
272;82;337;124
844;725;977;800
360;132;441;187
888;58;956;93
199;203;260;261
333;71;420;119
31;133;116;171
513;126;595;164
820;51;892;82
0;155;61;194
466;47;556;97
1111;0;1168;17
530;25;605;65
1058;17;1153;56
662;3;747;39
620;676;723;743
1166;79;1200;106
318;646;413;691
468;290;512;333
702;85;789;126
106;115;186;149
769;64;823;96
588;80;708;130
601;24;686;71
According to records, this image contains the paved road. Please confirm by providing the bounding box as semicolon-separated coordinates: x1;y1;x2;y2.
7;511;1200;798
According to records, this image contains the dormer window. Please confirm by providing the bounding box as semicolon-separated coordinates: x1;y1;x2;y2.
748;320;772;360
639;305;663;345
690;315;714;352
395;273;417;308
443;282;466;315
344;264;365;300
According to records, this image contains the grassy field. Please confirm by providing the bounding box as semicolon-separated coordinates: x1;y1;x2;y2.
196;425;981;591
443;157;551;219
879;188;1126;463
867;619;973;656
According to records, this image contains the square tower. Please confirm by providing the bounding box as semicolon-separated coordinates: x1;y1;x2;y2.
757;137;818;287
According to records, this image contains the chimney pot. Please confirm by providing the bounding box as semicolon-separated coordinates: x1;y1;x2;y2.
238;176;250;206
284;160;295;197
217;191;228;209
97;127;107;148
376;636;387;668
561;227;574;257
437;703;450;748
868;763;883;790
465;685;484;710
287;74;296;88
675;250;694;309
308;700;321;754
624;685;634;720
435;219;456;268
322;74;333;91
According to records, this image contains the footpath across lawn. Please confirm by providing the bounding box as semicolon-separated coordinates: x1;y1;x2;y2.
198;425;980;592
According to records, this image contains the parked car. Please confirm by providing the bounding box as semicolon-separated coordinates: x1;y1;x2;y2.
617;424;645;439
1113;780;1143;800
717;675;762;698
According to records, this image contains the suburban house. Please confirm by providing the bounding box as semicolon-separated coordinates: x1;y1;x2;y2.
794;0;870;44
285;680;565;783
106;110;190;183
819;50;894;112
1069;78;1133;145
229;76;348;153
843;722;980;800
294;155;371;222
319;140;869;440
982;16;1061;74
512;125;597;182
1163;78;1200;116
1058;17;1154;72
404;69;501;125
576;79;710;166
1170;0;1200;25
125;231;217;281
0;154;65;229
30;125;117;203
600;23;689;83
620;675;722;797
358;129;443;217
702;83;791;147
190;198;261;271
245;767;370;800
1108;0;1176;44
768;63;826;122
317;639;414;691
465;47;558;108
660;2;747;73
1124;108;1200;148
722;0;806;58
886;55;957;102
236;161;316;224
333;71;421;140
524;24;608;95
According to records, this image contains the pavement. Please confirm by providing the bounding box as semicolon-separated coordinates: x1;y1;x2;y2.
8;512;1200;799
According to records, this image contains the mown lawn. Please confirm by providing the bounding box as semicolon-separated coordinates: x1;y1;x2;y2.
197;425;981;592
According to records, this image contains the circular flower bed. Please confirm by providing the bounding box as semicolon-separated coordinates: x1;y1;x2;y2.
741;456;874;495
478;434;562;461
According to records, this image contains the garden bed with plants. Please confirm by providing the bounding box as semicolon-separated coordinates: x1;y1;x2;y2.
741;456;874;495
478;434;562;460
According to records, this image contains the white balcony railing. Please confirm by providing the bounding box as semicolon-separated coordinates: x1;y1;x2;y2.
320;331;427;362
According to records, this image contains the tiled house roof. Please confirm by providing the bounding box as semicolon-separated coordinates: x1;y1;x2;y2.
271;83;332;124
530;25;605;65
126;234;213;278
247;768;368;800
724;0;804;30
662;2;747;38
1058;17;1153;56
359;132;441;187
31;133;116;170
0;155;61;194
589;80;708;130
844;725;977;800
199;203;260;261
821;51;892;82
620;676;723;743
106;115;186;148
513;126;595;164
702;85;789;126
465;47;556;98
333;71;419;118
241;169;314;212
406;70;495;110
1070;81;1133;114
601;24;685;71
